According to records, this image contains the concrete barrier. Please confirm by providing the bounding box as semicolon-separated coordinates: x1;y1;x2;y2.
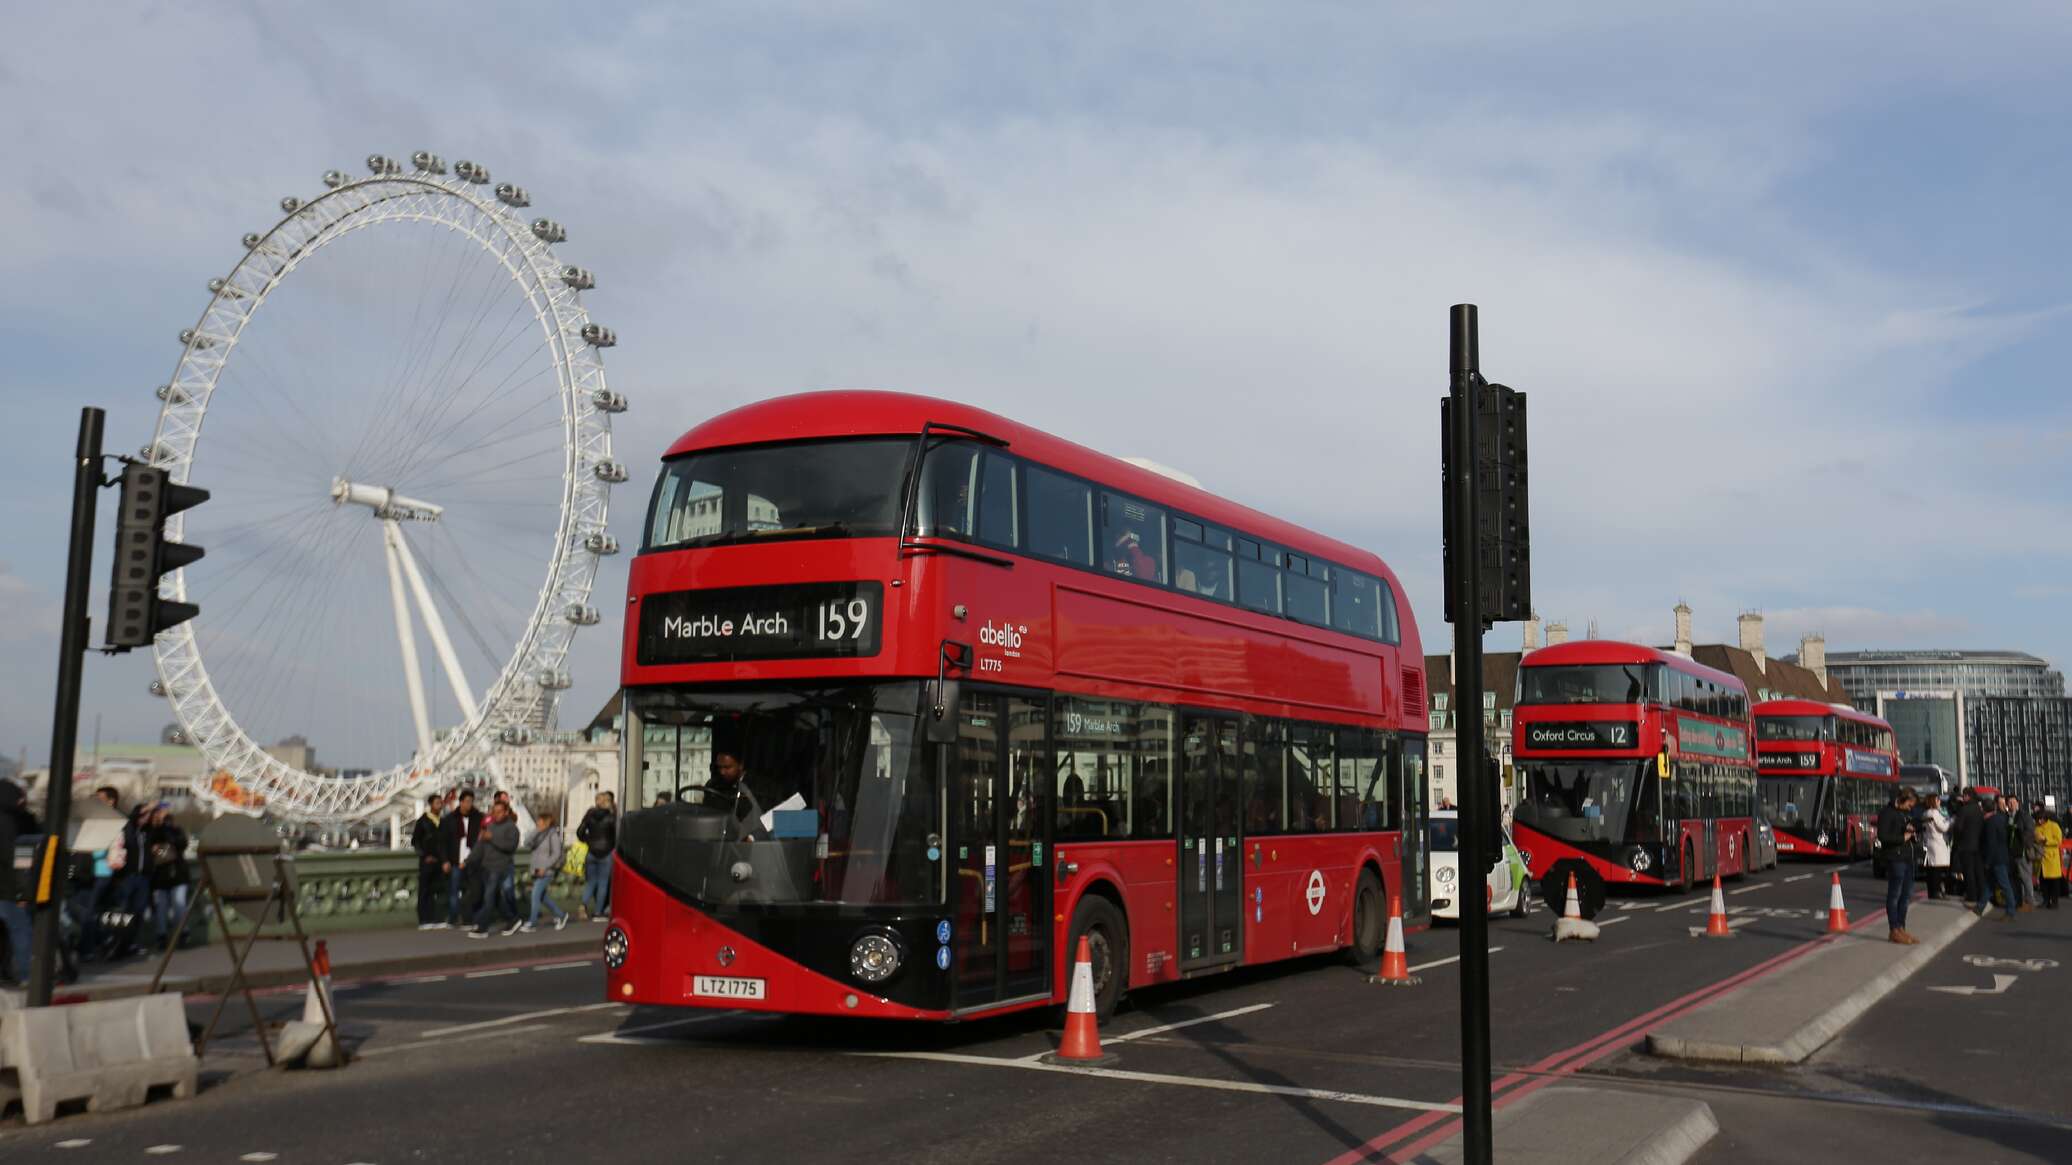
0;993;198;1124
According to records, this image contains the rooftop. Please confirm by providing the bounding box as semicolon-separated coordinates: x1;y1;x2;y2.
1821;650;2051;665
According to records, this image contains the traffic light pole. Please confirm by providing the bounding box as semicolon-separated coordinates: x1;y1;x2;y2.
28;406;104;1006
1446;305;1495;1165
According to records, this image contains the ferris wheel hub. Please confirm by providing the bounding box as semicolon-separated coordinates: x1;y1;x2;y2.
331;477;444;522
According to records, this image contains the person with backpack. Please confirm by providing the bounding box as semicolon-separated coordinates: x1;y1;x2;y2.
2011;797;2039;913
1875;788;1920;944
576;791;617;921
0;778;32;985
1952;788;1985;901
144;805;191;952
410;795;446;929
522;810;571;932
1978;796;2018;922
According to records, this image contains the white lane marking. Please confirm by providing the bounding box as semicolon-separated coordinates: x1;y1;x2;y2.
1655;896;1709;913
864;1050;1460;1112
1597;916;1633;927
1686;917;1759;937
359;1023;555;1060
144;1148;182;1156
1112;1002;1276;1043
1407;946;1506;974
240;1154;279;1162
1729;884;1770;895
532;960;595;972
1782;874;1813;883
401;975;448;985
421;1001;622;1038
465;968;522;979
1619;900;1653;911
578;1011;772;1044
54;1141;92;1150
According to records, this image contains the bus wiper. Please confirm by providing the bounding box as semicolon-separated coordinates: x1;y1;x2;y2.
750;522;852;538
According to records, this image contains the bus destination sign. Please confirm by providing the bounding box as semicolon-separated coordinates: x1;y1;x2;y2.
1760;751;1820;771
1522;721;1638;750
638;581;884;664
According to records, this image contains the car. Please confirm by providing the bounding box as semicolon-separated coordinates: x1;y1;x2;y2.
1752;815;1781;871
1428;809;1531;920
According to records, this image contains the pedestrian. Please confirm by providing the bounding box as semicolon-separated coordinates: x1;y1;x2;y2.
469;802;522;938
410;795;446;930
2036;808;2063;910
2011;797;2038;913
144;805;191;951
439;790;484;926
0;778;33;985
1876;788;1920;944
522;811;571;932
1978;795;2018;922
1919;793;1953;899
1953;787;1985;903
576;791;617;921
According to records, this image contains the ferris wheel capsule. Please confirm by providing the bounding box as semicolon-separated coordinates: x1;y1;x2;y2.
322;170;348;188
156;384;187;404
366;154;398;175
580;323;616;348
149;679;167;697
412;151;446;174
455;160;489;184
531;218;566;243
565;604;600;626
494;183;530;208
560;266;594;290
280;196;302;213
583;532;620;555
593;459;629;484
591;389;627;413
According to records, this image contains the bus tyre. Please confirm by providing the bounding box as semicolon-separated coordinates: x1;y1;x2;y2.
1348;869;1386;965
1066;895;1128;1021
1681;840;1697;894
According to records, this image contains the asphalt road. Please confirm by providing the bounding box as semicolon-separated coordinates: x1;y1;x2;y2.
4;863;2063;1164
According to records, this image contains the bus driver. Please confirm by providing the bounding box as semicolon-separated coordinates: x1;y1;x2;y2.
689;751;768;841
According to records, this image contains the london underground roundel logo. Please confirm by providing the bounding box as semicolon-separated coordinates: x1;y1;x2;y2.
1306;870;1326;915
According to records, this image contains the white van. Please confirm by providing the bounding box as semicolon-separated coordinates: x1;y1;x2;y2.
1429;809;1531;920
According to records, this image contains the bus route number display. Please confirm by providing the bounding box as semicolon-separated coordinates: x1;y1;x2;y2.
1523;721;1637;750
638;581;884;664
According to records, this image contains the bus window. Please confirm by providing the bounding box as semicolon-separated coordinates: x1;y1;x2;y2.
1332;570;1383;638
1133;705;1176;838
1518;664;1656;705
1287;724;1334;831
1236;540;1282;614
976;450;1018;548
1174;519;1234;601
1285;557;1328;626
916;441;980;538
1026;465;1094;566
647;437;908;549
1242;718;1285;835
1054;698;1137;840
1337;727;1385;831
1102;493;1167;583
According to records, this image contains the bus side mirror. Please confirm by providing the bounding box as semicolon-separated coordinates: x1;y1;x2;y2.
926;679;962;743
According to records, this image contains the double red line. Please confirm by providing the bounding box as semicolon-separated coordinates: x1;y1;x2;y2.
1327;905;1889;1164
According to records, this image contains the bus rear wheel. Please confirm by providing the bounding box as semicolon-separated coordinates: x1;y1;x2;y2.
1348;869;1386;965
1065;894;1129;1021
1681;840;1697;894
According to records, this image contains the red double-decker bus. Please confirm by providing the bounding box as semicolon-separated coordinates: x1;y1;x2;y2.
1755;699;1899;861
1510;641;1758;893
604;391;1431;1021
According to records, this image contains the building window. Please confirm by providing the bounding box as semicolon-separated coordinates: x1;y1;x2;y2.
1435;694;1449;711
1483;691;1497;710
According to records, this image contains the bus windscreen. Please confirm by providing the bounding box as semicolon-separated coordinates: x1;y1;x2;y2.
647;438;910;550
1759;777;1822;829
1515;761;1649;844
1757;715;1831;742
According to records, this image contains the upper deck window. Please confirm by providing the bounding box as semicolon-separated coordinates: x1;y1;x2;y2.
646;438;908;551
1101;493;1167;584
1758;715;1832;742
1173;518;1234;601
1517;663;1657;706
1026;465;1094;566
916;440;1019;548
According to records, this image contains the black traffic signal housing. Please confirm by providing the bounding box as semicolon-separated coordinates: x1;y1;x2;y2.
105;463;207;650
1441;381;1531;627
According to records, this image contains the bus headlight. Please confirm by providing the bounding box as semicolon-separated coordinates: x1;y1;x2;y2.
1436;865;1456;886
603;925;629;970
850;931;903;984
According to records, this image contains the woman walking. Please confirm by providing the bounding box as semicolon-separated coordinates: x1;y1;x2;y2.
1920;794;1953;899
2037;808;2064;910
523;811;572;932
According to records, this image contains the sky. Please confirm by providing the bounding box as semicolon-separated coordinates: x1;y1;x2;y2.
3;2;2069;769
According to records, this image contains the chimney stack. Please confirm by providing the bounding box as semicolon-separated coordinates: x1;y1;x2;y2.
1800;633;1827;686
1523;614;1543;651
1547;622;1570;646
1739;611;1766;671
1673;602;1693;656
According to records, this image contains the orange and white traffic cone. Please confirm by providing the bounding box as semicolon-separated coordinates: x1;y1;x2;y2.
1703;874;1734;938
1552;872;1599;942
1044;935;1114;1065
305;938;341;1067
1825;871;1850;934
1370;895;1419;986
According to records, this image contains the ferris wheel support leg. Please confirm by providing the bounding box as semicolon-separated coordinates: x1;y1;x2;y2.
388;519;482;725
383;520;435;761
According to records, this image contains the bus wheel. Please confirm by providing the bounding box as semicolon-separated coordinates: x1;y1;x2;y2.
1348;869;1386;965
1681;840;1697;894
1066;895;1129;1021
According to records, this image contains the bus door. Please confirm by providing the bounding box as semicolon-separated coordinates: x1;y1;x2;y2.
950;690;1053;1012
1178;716;1242;971
1399;736;1430;921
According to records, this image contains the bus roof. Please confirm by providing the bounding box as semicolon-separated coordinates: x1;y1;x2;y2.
662;390;1400;586
1755;698;1890;730
1520;639;1746;692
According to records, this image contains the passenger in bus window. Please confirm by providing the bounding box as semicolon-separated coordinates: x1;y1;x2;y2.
1112;527;1157;579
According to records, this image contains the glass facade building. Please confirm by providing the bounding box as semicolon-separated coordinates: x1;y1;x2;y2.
1817;651;2069;802
1823;650;2064;708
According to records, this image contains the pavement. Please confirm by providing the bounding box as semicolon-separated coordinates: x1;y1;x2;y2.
0;861;2064;1164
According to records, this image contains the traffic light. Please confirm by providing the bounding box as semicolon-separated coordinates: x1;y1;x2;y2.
1440;381;1531;627
105;463;208;649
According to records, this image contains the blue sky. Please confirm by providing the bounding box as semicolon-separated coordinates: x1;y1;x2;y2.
3;3;2069;767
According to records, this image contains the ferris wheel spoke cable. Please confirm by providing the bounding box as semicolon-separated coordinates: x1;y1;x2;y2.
387;340;558;486
216;324;360;469
396;372;564;482
342;225;476;479
381;308;552;486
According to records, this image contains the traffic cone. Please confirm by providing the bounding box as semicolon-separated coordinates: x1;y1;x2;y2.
1043;935;1114;1065
1370;895;1419;986
303;939;341;1068
1825;872;1850;934
1703;874;1734;938
1552;872;1599;942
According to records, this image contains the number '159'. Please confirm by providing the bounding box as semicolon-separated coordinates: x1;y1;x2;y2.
817;599;871;641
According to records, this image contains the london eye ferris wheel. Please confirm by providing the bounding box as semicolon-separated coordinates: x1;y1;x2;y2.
142;151;627;824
